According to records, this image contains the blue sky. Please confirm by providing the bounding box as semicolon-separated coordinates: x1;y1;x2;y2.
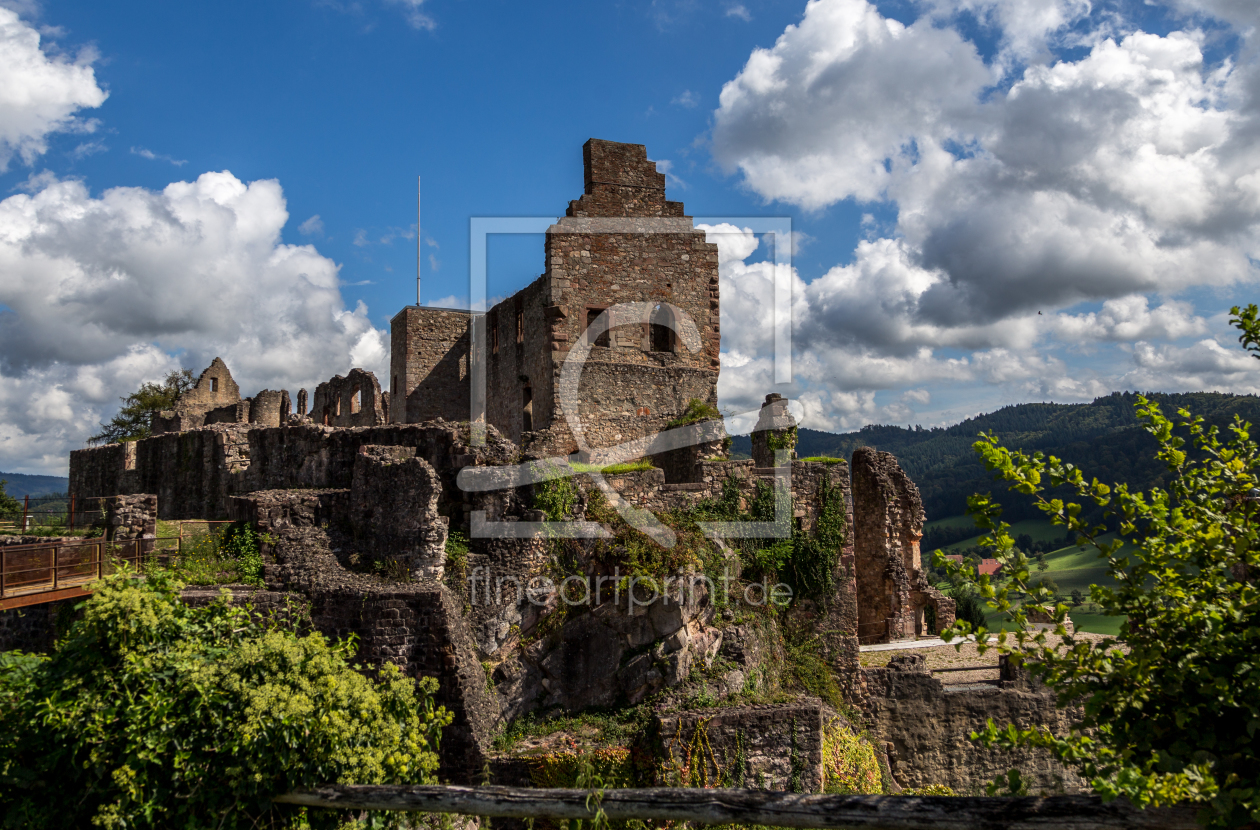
2;0;1260;474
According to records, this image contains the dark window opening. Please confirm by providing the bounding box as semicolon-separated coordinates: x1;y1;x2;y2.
586;307;609;348
351;386;362;414
516;309;524;343
210;377;219;393
322;407;330;426
650;304;674;353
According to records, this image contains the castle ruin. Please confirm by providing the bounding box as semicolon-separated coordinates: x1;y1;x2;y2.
51;139;1076;793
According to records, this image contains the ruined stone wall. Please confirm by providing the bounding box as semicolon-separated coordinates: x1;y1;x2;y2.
205;399;251;426
71;422;517;522
176;357;240;416
249;389;291;427
309;368;387;427
227;488;500;782
350;446;449;579
485;276;552;444
391;306;471;424
851;447;924;642
654;701;843;791
861;654;1087;794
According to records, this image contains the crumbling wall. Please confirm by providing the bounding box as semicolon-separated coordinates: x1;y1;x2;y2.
861;654;1086;794
71;422;518;522
851;447;952;643
351;446;449;579
309;368;387;427
228;488;500;783
751;393;796;468
249;389;291;427
654;701;847;791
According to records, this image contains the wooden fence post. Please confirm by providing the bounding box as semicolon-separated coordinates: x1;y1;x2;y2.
22;495;29;533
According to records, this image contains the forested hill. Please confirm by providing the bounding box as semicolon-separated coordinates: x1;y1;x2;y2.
730;392;1260;522
0;472;69;498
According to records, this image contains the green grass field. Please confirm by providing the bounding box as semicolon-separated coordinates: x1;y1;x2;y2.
933;516;1128;636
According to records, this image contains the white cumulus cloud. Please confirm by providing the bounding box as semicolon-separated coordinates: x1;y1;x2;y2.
0;7;107;171
0;171;388;473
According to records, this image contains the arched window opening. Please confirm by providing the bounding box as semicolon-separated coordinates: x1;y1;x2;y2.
650;304;674;353
351;386;362;414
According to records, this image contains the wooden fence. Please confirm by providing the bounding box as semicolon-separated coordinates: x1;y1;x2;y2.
273;785;1203;830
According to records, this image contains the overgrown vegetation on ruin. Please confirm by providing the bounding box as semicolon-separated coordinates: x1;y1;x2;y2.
0;568;451;829
940;304;1260;828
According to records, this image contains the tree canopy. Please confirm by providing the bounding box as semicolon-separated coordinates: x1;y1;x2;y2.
0;568;451;829
938;312;1260;828
88;368;195;445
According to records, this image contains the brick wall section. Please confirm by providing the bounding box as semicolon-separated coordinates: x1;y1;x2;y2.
309;368;387;427
391;307;471;424
861;654;1087;794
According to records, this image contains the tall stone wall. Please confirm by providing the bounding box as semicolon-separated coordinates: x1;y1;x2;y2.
485;277;551;445
851;447;952;643
391;306;471;424
389;139;720;457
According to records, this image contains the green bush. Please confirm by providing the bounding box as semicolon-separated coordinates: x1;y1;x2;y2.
0;568;450;829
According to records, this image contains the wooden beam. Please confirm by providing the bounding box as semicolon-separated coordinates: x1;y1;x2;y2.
0;586;92;611
272;785;1202;830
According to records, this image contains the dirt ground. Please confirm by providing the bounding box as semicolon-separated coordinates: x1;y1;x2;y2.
858;632;1118;686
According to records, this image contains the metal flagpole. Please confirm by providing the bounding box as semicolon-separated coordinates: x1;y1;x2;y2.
423;176;428;308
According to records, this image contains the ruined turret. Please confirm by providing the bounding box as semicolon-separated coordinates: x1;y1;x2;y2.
751;393;797;468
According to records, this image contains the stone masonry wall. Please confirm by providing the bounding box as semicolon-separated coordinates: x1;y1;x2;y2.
852;447;929;643
350;446;449;579
861;654;1087;794
391;306;471;425
228;488;500;783
310;368;387;427
70;421;517;522
654;701;845;791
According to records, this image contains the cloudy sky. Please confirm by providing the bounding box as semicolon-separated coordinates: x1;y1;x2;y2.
1;0;1259;475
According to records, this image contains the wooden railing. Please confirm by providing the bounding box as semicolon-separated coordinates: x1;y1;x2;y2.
272;785;1202;829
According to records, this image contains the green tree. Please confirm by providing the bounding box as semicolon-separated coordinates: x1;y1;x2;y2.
942;388;1260;827
88;368;195;445
0;479;19;519
0;568;451;829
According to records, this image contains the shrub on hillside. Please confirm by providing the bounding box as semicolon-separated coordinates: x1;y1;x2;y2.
0;568;451;829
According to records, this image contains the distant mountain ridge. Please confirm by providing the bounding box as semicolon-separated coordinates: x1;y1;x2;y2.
730;391;1260;521
0;472;69;498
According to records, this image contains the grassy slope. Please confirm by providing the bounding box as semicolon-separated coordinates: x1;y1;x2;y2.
930;516;1127;636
